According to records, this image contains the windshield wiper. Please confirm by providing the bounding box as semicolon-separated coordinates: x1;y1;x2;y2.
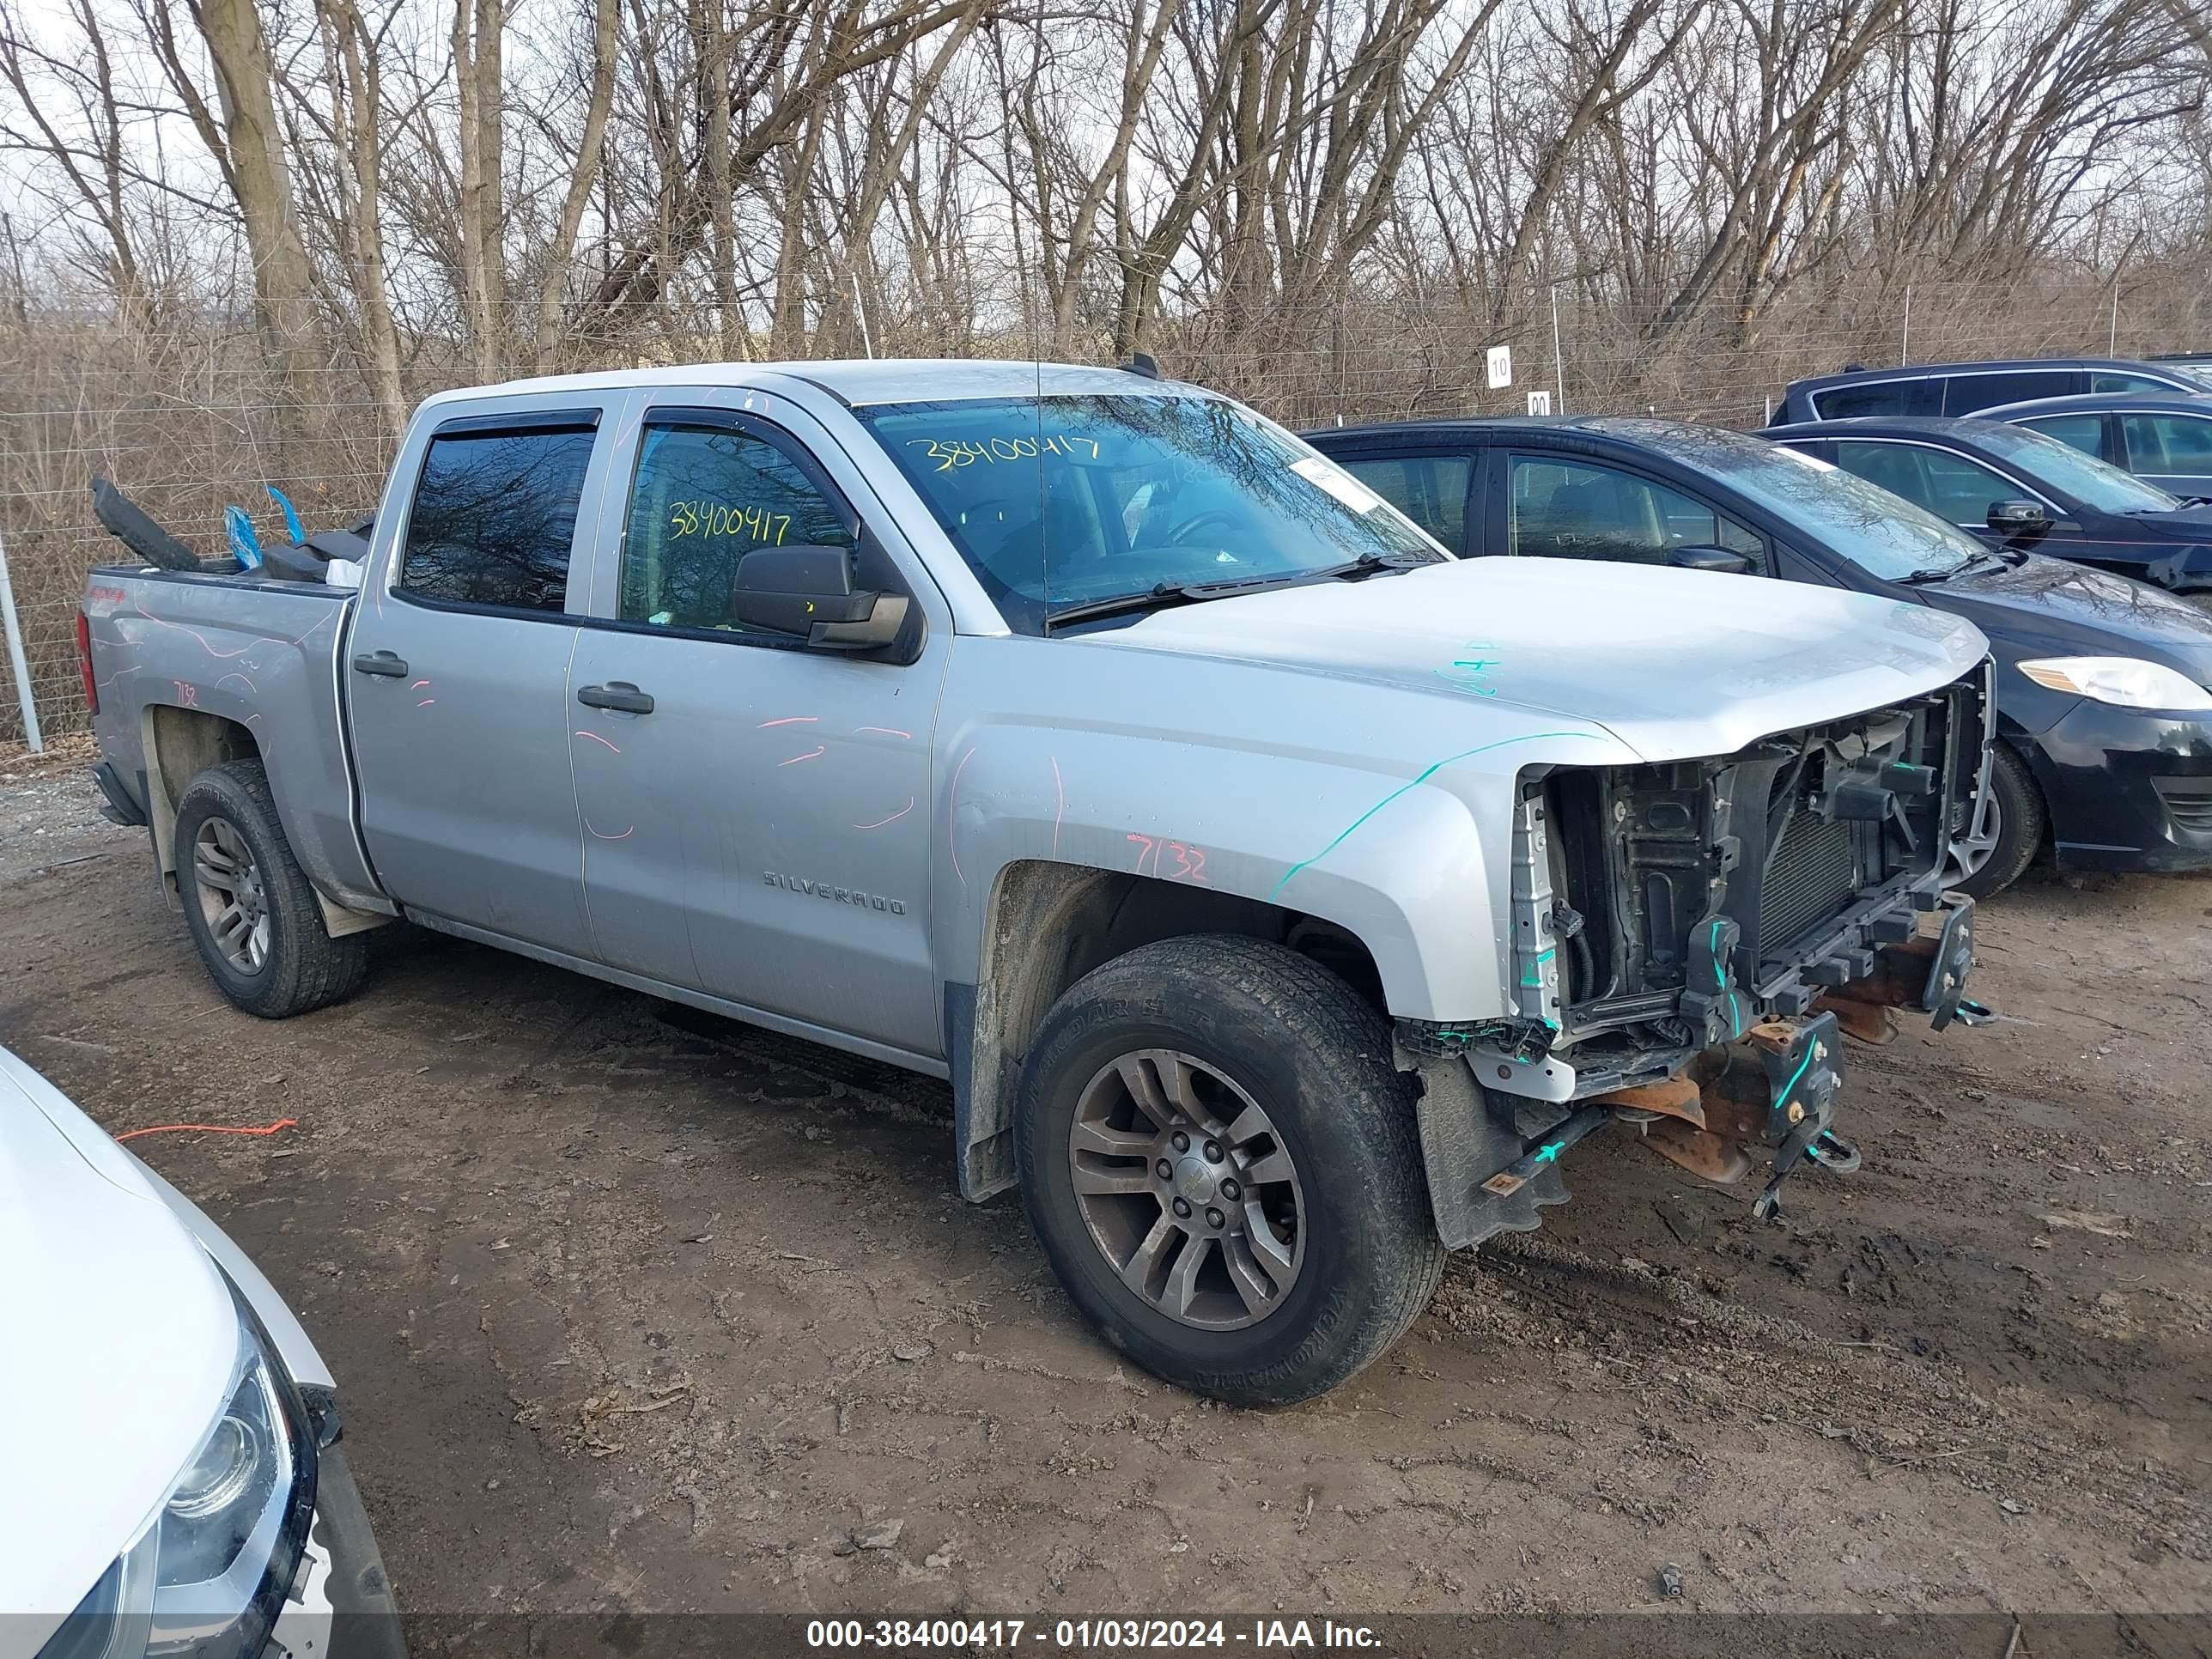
1042;573;1313;632
1308;549;1446;580
1900;547;2010;585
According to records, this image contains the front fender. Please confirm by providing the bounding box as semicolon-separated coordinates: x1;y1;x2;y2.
930;692;1630;1020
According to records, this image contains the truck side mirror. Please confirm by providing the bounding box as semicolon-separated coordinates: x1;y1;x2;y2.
731;544;908;650
1667;544;1753;575
1986;499;2050;536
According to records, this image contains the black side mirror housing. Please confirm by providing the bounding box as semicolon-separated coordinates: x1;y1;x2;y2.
732;544;908;650
1987;499;2050;536
1667;544;1753;575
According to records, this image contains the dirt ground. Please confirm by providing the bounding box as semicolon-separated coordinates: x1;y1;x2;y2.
2;750;2206;1627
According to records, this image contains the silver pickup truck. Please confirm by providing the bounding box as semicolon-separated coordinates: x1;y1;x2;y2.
78;361;1992;1403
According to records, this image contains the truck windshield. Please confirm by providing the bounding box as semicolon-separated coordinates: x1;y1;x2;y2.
1588;419;1988;582
855;394;1445;632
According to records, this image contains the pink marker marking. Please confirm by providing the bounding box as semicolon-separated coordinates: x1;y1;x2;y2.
854;798;915;830
757;715;818;728
216;672;259;696
856;726;913;739
417;698;436;708
781;745;826;765
574;730;622;753
409;679;429;690
584;817;635;841
948;746;976;884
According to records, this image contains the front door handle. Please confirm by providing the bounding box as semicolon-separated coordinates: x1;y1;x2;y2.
352;650;409;678
577;681;654;714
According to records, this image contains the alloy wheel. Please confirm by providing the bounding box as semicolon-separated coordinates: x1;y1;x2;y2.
192;815;272;973
1066;1048;1305;1331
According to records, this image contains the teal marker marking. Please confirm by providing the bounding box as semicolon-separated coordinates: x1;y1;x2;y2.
1534;1141;1565;1164
1269;731;1607;902
1709;920;1741;1036
1776;1042;1819;1109
1519;946;1557;988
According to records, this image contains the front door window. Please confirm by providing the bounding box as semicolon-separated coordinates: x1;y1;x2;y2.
1506;458;1765;572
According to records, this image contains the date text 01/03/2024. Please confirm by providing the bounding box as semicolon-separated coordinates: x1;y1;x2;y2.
804;1618;1384;1649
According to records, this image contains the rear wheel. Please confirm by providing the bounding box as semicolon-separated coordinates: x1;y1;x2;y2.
1948;743;2044;898
1014;935;1443;1406
174;759;370;1018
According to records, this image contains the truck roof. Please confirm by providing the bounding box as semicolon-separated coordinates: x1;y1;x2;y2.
415;357;1184;413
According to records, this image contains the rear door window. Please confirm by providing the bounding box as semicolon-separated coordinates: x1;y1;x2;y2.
621;421;857;634
2122;413;2212;472
1334;453;1474;551
2016;414;2112;461
1506;457;1765;572
401;424;597;612
2091;372;2174;393
1942;371;2075;415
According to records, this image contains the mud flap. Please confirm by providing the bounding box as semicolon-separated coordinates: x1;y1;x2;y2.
1404;1048;1568;1249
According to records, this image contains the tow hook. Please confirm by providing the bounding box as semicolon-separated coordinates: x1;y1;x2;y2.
1741;1011;1851;1221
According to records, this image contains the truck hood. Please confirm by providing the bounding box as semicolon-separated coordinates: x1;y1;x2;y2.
1090;557;1988;761
0;1049;234;1631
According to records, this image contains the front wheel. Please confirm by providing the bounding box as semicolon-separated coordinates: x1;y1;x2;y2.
1948;743;2045;899
1014;935;1443;1406
174;759;370;1018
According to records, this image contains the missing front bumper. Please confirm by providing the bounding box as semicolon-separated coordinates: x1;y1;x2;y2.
1406;897;1981;1244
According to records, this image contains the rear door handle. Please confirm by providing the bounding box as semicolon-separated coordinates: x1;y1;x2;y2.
352;650;409;678
577;681;654;714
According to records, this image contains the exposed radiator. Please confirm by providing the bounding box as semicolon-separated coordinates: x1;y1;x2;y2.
1755;811;1859;956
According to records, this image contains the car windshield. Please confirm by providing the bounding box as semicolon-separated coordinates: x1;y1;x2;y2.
1961;421;2183;513
854;393;1446;632
1583;418;1989;581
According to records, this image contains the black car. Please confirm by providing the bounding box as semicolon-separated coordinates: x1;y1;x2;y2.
1760;416;2212;603
1302;416;2212;894
1974;391;2212;501
1771;357;2212;425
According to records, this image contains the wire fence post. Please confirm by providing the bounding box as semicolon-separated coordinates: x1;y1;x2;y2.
1550;283;1566;415
0;532;46;754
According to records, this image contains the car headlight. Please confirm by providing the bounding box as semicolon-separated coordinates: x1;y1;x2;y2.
38;1290;316;1659
2017;656;2212;711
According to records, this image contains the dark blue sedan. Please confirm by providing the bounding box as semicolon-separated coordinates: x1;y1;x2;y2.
1974;391;2212;501
1302;416;2212;896
1760;416;2212;605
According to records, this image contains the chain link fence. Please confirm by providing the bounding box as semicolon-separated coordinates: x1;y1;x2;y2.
6;274;2207;744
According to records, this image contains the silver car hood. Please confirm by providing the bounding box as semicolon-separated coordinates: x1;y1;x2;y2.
1089;556;1987;761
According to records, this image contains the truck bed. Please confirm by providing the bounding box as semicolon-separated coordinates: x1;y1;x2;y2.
82;566;382;911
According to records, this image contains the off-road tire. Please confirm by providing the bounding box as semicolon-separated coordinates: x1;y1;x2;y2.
1955;743;2045;899
1015;934;1444;1406
174;759;370;1018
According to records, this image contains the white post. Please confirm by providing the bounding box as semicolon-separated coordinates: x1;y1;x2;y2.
2109;279;2119;356
1900;286;1911;367
0;532;44;754
1551;284;1566;415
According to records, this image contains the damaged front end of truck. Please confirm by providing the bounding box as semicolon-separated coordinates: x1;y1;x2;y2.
1400;666;1994;1246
